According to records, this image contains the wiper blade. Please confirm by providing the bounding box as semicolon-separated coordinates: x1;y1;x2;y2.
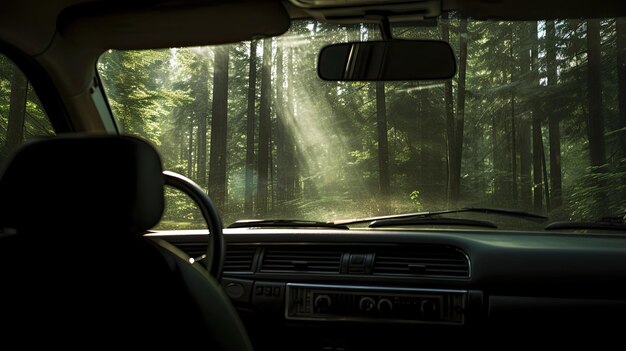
227;219;349;230
369;216;498;229
335;207;547;225
545;218;626;231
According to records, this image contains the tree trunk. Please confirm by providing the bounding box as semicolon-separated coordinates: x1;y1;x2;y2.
617;18;626;179
509;25;518;207
6;67;28;152
440;13;456;207
451;18;468;205
518;23;533;211
187;118;194;178
531;22;544;213
208;46;230;209
542;142;551;211
244;40;258;217
275;46;288;212
586;19;606;168
546;20;563;209
195;58;210;190
532;116;544;213
440;14;456;205
586;19;607;215
257;38;272;216
376;81;390;203
287;48;299;200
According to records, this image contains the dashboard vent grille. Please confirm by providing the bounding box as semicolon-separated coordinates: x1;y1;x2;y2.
171;242;256;272
373;246;469;278
224;246;256;272
174;242;206;257
261;246;342;273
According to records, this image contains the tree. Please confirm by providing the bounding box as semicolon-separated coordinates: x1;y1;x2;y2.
586;20;606;169
617;18;626;174
518;23;533;210
452;18;468;204
256;38;272;216
441;16;456;205
531;22;545;213
585;19;607;215
192;55;210;190
546;20;563;208
244;41;258;216
208;46;230;208
376;81;390;203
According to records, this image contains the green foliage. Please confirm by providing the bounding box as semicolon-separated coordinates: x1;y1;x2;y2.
410;190;423;212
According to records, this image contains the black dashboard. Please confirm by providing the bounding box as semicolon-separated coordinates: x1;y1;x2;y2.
150;228;626;349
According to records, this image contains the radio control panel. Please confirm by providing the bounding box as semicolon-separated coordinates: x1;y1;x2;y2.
285;283;466;324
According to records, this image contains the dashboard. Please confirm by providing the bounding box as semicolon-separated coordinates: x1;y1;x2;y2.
149;228;626;349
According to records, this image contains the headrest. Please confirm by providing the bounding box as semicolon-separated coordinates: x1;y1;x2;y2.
0;135;164;234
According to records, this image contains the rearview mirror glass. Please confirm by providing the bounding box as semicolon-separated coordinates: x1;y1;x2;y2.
318;40;456;81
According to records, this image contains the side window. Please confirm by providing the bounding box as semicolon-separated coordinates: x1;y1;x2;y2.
0;54;55;164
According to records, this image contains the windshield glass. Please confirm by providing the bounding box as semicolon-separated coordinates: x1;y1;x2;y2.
98;17;626;231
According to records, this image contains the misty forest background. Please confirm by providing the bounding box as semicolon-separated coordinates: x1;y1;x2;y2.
1;17;625;228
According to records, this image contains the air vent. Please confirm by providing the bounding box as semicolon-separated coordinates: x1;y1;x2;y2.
174;242;206;257
224;246;256;272
261;246;342;273
171;242;256;272
373;245;469;278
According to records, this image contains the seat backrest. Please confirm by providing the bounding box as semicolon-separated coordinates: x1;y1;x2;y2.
0;135;251;349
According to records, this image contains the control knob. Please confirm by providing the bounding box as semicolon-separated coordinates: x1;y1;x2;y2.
377;298;393;314
314;294;332;312
420;299;440;319
359;297;376;312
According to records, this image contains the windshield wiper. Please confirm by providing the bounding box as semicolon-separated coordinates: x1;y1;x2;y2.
545;217;626;232
334;207;547;225
227;219;349;230
369;216;498;229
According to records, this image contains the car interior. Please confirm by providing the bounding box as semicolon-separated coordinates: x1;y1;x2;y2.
1;0;626;349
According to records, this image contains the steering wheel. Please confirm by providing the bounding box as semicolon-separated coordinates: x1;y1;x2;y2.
163;171;224;280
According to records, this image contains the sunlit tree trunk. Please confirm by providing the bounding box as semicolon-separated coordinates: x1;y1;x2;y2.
440;14;456;205
275;46;289;213
376;81;390;206
6;66;28;153
586;20;606;168
194;58;209;190
257;38;272;216
187;118;194;178
586;19;607;215
530;21;544;213
208;46;230;209
546;20;562;209
509;25;518;207
518;23;533;211
287;48;299;200
493;74;510;206
244;40;258;217
451;18;468;205
617;18;626;189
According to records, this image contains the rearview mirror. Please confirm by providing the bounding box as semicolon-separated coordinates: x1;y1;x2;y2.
318;40;456;81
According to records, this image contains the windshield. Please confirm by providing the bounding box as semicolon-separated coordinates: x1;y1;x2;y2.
97;17;626;231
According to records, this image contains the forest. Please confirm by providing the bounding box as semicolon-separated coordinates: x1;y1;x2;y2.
0;55;54;162
97;17;626;228
1;16;624;229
